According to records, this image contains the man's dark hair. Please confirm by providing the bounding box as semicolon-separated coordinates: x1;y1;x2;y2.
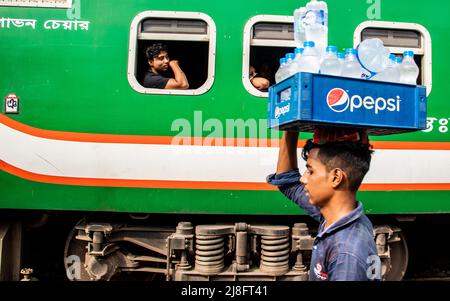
301;140;374;192
146;43;168;60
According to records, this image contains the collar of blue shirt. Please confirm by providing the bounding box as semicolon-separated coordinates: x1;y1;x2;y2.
316;201;364;239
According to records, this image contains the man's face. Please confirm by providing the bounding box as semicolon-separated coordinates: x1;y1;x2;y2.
300;148;334;207
249;66;256;78
149;51;169;72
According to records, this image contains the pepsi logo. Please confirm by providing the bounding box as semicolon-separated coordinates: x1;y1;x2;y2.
327;88;349;113
274;104;290;119
274;106;280;119
327;88;402;114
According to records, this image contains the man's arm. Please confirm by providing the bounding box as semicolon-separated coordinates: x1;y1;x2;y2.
250;77;270;91
266;131;321;222
277;131;300;174
165;60;189;90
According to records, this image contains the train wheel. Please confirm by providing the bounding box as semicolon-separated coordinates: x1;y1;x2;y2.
63;219;92;281
63;218;168;281
375;225;409;281
384;230;409;281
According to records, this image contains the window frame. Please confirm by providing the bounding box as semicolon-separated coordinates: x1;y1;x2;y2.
242;15;296;98
354;21;432;96
127;11;216;96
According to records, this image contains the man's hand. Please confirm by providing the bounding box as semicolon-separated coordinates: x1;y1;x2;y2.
165;60;189;90
169;60;179;68
251;77;270;91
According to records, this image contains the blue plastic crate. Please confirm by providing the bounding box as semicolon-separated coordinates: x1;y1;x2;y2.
268;72;427;135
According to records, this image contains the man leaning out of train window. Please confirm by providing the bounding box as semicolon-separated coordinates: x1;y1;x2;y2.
143;43;189;90
267;128;382;281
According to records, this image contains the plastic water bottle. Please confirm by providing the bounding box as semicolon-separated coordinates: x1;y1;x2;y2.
356;38;390;79
304;0;328;58
320;46;341;76
275;58;288;83
337;52;345;64
337;52;345;75
372;54;401;83
285;53;296;77
399;50;419;84
294;7;307;48
289;47;304;75
341;48;362;79
296;41;321;74
295;47;304;58
371;53;393;81
393;57;403;82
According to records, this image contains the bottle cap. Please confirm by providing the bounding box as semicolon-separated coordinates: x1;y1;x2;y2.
295;47;304;55
326;46;338;53
395;57;402;64
280;58;286;64
304;41;315;48
286;53;295;60
346;48;356;55
337;52;345;59
403;50;414;57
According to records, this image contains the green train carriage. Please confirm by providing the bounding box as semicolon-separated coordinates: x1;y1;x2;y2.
0;0;449;281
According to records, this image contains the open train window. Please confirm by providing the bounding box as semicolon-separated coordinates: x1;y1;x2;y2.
354;21;432;96
128;11;216;95
243;15;296;97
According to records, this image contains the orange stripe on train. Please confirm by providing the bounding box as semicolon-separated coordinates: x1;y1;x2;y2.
1;160;449;191
1;114;450;150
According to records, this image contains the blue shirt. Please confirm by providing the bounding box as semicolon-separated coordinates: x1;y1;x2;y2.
267;169;381;281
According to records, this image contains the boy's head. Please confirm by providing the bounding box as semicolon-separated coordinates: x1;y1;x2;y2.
146;43;169;72
300;128;373;206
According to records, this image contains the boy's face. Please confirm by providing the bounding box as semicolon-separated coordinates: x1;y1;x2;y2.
249;66;256;78
149;51;170;72
300;148;334;207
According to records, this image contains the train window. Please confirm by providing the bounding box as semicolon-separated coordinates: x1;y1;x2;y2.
354;21;432;96
243;15;296;98
127;11;216;95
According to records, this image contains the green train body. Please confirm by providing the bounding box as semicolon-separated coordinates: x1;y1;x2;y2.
0;0;449;281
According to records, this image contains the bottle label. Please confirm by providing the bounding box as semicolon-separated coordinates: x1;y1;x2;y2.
302;9;327;27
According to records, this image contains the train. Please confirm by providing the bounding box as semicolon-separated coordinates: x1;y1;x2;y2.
1;0;449;281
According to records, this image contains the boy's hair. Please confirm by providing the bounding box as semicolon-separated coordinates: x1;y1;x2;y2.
145;43;168;60
301;139;374;192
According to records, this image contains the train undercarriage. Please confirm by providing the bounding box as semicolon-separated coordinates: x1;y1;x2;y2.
1;212;411;281
62;218;407;281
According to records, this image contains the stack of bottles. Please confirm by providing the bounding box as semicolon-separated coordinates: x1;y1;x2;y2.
276;0;419;85
294;0;328;56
